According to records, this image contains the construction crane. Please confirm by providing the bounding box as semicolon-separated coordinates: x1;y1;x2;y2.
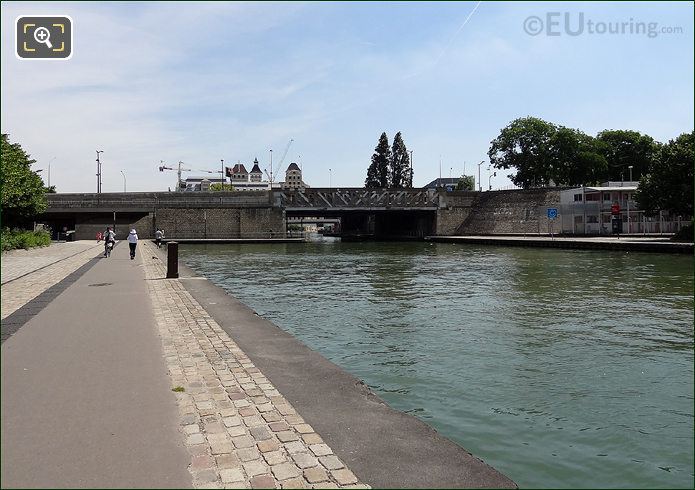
159;160;223;191
265;139;293;185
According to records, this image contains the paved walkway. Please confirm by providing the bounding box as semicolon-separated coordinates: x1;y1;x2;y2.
1;241;103;319
142;241;367;489
430;235;693;253
1;240;102;284
1;242;191;488
1;241;367;489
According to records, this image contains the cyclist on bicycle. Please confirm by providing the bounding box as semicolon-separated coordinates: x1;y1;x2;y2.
104;227;116;257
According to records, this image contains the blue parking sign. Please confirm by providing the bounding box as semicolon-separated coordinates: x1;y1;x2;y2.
547;208;558;219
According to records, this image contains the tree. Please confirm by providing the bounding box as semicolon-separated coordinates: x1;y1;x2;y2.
390;132;412;188
489;117;611;188
1;134;47;227
550;126;607;186
455;175;475;191
596;130;660;182
365;132;391;188
635;131;693;217
488;117;558;188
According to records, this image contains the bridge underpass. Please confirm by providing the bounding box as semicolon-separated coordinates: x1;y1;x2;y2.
284;209;437;240
281;188;439;240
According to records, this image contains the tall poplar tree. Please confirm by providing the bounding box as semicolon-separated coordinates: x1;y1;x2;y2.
365;132;391;188
390;132;412;188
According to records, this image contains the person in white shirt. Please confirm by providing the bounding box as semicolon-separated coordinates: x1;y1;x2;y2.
128;229;139;260
155;228;164;248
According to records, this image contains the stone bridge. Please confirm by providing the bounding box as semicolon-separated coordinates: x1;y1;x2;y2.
40;188;561;240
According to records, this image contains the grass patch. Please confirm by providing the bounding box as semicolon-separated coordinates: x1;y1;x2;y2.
172;386;185;392
1;228;51;252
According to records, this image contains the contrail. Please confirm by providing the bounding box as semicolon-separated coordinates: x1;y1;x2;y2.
432;0;483;67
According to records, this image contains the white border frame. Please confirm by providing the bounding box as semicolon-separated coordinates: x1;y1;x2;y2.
15;15;74;61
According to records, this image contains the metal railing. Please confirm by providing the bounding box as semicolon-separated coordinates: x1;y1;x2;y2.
280;188;439;208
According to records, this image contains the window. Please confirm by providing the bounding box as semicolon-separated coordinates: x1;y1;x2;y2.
586;193;599;201
587;215;598;223
574;194;583;202
603;193;611;201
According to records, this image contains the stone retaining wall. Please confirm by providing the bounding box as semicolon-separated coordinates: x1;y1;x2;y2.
435;189;564;235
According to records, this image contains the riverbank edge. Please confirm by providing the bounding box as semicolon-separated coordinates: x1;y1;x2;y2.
427;235;693;254
151;243;517;489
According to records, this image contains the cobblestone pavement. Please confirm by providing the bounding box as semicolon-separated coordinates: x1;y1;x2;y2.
1;241;102;284
1;242;103;319
142;242;369;490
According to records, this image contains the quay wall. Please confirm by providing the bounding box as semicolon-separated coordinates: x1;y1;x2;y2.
435;188;564;236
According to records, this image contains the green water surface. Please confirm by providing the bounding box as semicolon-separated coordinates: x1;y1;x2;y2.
180;242;694;488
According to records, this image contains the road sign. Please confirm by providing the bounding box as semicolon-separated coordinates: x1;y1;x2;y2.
547;208;558;219
611;203;620;215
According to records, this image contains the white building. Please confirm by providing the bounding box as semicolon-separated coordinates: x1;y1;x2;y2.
183;176;226;192
558;182;686;235
224;161;271;191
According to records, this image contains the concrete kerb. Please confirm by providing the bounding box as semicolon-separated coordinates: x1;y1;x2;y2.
150;243;517;488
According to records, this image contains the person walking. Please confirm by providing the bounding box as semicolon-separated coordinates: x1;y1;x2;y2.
155;228;164;248
128;229;139;260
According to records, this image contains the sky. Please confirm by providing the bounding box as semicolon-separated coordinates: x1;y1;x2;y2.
1;1;693;193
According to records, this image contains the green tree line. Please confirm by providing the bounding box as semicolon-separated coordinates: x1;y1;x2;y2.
1;134;52;250
488;117;693;217
1;134;48;227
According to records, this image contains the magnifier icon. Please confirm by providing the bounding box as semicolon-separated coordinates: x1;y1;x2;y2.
33;27;53;49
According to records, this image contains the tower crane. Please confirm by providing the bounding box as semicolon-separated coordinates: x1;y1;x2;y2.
265;139;293;185
159;160;224;191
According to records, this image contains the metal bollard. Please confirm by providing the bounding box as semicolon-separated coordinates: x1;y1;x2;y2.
166;241;179;279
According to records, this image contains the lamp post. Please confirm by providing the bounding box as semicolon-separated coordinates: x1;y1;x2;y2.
221;159;225;188
328;168;332;190
477;160;484;192
96;150;104;193
409;150;413;187
48;157;55;188
269;149;273;185
489;170;496;191
627;165;633;234
120;170;126;192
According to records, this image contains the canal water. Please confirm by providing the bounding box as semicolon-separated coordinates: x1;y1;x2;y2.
180;242;694;488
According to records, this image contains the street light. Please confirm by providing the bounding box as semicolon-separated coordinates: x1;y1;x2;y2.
221;159;225;188
627;165;634;234
120;170;126;192
328;168;332;190
489;170;497;191
96;150;104;193
477;160;484;192
409;150;413;187
48;156;56;188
